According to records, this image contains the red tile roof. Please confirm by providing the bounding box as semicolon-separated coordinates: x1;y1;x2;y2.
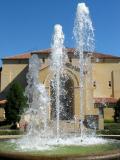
3;52;31;60
92;53;120;59
0;100;7;105
94;97;117;104
2;48;120;60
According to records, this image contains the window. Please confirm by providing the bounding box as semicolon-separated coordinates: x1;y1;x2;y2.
108;81;112;87
50;75;74;120
96;58;100;63
42;57;45;63
69;57;72;63
93;81;96;88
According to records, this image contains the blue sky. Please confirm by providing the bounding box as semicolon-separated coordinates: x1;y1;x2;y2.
0;0;120;64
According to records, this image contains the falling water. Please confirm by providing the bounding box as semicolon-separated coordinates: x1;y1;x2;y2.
73;3;94;139
17;54;49;150
50;24;67;139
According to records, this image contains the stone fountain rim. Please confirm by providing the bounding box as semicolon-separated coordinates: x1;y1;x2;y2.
0;134;120;140
0;135;120;160
0;149;120;160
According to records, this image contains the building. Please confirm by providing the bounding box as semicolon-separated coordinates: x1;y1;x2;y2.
0;48;120;129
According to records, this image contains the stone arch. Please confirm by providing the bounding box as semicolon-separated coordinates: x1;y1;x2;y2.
64;68;79;87
43;69;79;120
43;69;79;88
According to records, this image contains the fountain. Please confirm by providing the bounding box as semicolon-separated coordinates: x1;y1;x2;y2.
0;2;120;160
73;3;95;138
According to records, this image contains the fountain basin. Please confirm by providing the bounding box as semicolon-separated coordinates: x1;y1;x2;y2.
0;137;120;160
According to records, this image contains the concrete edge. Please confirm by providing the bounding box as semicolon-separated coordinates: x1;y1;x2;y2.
0;151;120;160
0;135;23;140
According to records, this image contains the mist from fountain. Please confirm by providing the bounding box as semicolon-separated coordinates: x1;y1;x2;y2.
73;3;95;138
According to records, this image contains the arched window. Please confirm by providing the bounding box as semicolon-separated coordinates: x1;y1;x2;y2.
50;75;74;120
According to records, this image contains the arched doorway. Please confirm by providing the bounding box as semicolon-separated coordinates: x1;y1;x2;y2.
50;75;74;120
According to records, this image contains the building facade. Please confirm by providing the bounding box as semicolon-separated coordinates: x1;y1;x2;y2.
0;48;120;129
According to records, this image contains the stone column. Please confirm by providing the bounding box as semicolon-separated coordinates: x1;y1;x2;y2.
98;105;104;130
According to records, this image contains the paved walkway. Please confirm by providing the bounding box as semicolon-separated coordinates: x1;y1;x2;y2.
97;135;120;140
0;135;22;140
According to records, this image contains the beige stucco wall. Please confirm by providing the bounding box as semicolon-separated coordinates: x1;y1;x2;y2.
92;62;120;122
0;108;5;120
113;70;120;98
92;62;120;98
0;60;28;98
104;108;114;120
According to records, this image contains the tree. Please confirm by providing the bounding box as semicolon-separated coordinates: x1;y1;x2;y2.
5;82;27;125
114;98;120;123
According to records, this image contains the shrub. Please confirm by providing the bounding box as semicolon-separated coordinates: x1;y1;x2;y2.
104;123;120;129
113;98;120;122
104;119;114;123
97;129;120;135
5;82;27;125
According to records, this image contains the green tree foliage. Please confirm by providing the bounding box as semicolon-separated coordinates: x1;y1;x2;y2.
5;82;27;125
114;98;120;123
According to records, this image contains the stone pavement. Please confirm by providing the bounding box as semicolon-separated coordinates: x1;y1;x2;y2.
0;135;22;140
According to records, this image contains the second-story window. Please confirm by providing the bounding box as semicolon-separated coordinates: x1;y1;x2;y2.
93;81;96;88
69;57;72;63
108;81;112;87
42;57;45;63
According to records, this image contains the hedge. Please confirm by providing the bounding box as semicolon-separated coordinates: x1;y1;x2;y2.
0;130;24;135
